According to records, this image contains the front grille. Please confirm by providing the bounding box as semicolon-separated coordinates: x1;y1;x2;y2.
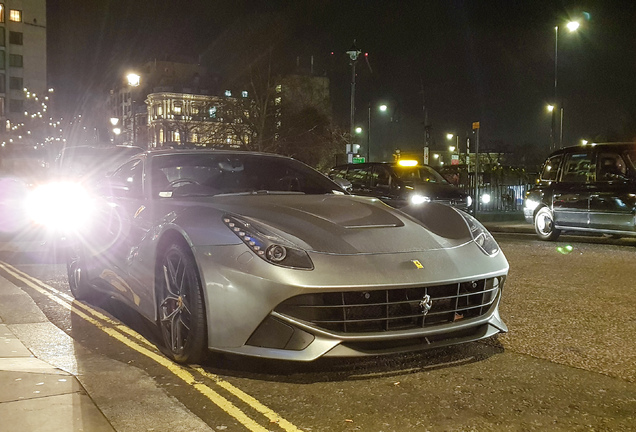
275;277;503;334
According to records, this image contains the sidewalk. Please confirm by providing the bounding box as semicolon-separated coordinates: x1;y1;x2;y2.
0;278;115;432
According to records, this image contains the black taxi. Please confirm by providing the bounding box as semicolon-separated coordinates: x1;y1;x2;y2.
524;142;636;240
328;160;472;212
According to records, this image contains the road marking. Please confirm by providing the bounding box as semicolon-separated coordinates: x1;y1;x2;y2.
0;261;303;432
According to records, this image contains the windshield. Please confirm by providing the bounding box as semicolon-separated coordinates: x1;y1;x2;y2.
151;153;344;197
393;166;448;184
57;147;143;179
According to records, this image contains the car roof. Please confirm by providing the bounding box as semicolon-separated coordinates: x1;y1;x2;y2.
555;142;636;154
146;148;292;159
331;162;432;169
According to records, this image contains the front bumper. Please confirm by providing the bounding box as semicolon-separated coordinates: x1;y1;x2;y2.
194;240;509;361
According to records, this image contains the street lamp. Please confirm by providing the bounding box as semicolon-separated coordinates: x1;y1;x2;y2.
346;42;361;163
110;117;120;144
126;73;140;145
446;133;460;164
367;103;389;162
551;20;581;150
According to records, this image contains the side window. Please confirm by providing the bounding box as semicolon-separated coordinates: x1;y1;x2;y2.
560;152;594;183
597;152;627;181
539;154;562;181
345;167;370;189
329;168;348;180
110;159;143;197
371;166;391;187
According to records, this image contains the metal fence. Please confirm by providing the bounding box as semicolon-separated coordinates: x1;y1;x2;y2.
448;171;536;213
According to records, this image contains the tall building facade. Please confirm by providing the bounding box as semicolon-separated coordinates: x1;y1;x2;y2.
0;0;47;123
108;60;252;149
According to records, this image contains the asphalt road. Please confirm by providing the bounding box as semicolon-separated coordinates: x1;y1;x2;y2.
0;231;635;431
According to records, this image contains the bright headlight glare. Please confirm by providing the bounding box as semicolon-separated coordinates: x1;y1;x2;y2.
466;196;473;208
458;211;500;256
223;215;314;270
410;194;431;205
525;198;539;211
24;182;95;231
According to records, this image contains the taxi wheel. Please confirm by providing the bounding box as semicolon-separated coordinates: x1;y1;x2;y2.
534;207;561;241
157;243;207;364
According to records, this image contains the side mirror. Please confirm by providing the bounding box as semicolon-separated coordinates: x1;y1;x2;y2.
332;176;352;193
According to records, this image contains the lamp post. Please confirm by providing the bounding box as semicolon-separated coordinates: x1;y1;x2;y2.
367;103;388;162
110;117;120;144
551;20;580;150
126;73;140;145
346;43;361;163
446;133;460;165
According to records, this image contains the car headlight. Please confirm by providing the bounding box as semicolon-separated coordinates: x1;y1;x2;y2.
524;198;539;211
457;211;500;256
466;195;473;208
223;215;314;270
410;194;431;205
24;181;96;232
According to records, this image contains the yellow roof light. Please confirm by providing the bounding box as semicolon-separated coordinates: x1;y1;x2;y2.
398;159;418;167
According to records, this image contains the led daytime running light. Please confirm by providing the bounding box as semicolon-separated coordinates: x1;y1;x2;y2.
223;215;313;269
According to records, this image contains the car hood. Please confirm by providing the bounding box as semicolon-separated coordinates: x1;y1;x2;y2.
178;194;472;255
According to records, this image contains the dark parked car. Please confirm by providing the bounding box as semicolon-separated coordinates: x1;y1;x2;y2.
524;142;636;240
329;161;472;212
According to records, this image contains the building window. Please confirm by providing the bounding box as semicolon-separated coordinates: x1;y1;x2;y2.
9;31;22;45
0;51;4;69
9;9;21;22
241;91;248;98
173;104;182;114
0;4;4;23
276;84;282;93
0;97;4;116
9;98;22;113
9;76;22;90
224;90;231;97
0;74;4;92
0;27;5;46
157;105;163;116
9;54;22;68
209;106;217;118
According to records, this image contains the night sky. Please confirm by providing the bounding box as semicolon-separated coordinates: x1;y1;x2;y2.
46;0;636;158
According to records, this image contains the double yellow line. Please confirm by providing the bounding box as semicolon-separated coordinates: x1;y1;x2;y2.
0;261;303;432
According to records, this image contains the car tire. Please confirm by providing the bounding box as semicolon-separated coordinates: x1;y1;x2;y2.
534;207;561;241
66;243;94;301
157;243;207;364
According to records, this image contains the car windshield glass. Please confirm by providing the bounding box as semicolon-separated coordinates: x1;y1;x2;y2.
393;166;448;184
57;147;143;179
151;153;343;197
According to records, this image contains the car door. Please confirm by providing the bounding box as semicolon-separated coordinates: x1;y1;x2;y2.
588;151;636;231
95;157;154;311
552;151;594;228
